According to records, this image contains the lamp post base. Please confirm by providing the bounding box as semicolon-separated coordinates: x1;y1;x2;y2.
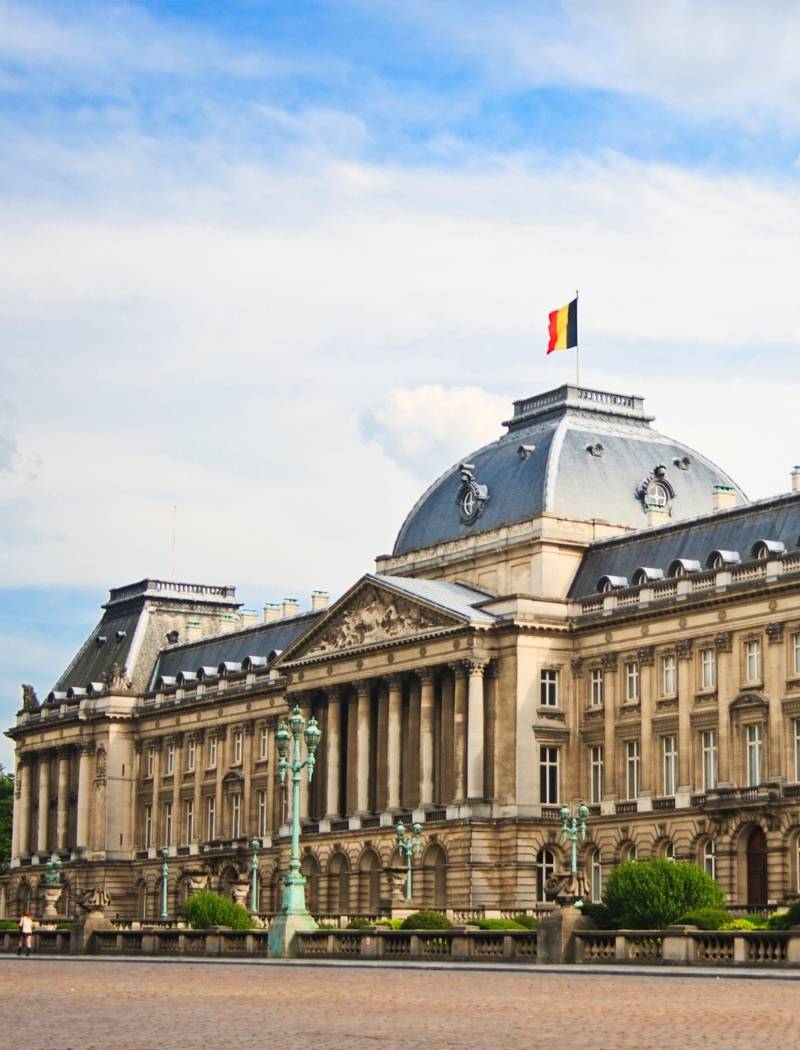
267;874;317;958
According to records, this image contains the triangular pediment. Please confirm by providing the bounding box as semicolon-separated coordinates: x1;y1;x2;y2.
279;577;464;662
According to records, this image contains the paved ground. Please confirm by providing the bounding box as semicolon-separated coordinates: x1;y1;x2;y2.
1;958;799;1050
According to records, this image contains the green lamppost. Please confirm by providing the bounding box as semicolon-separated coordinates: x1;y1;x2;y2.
160;846;170;920
395;820;423;900
558;801;590;906
267;705;322;957
249;838;261;913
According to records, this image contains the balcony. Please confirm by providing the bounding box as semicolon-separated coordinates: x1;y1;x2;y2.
692;783;783;810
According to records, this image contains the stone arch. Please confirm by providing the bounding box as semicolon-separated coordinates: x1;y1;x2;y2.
300;851;321;914
356;846;382;915
420;841;447;910
535;846;557;903
218;864;240;900
327;850;350;916
17;877;32;917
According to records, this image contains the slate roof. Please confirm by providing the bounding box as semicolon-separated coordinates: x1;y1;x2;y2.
393;384;745;556
569;491;800;598
150;611;322;689
373;574;496;622
52;607;141;693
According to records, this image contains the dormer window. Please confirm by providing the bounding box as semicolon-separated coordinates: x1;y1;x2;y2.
751;539;785;560
706;549;740;571
596;575;628;594
668;558;701;578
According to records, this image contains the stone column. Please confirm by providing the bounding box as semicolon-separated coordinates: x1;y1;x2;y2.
12;755;29;859
677;639;693;792
386;675;403;812
243;722;255;831
355;681;372;815
171;734;183;846
37;753;51;855
602;653;618;799
715;632;733;786
191;731;204;844
766;622;786;781
214;728;226;838
375;681;389;813
418;669;435;808
150;741;162;846
325;688;342;819
451;662;468;803
298;702;312;822
440;669;455;803
56;748;71;851
406;676;421;809
466;659;487;800
638;647;655;796
75;742;95;850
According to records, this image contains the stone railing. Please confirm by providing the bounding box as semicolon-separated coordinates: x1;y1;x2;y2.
0;929;72;954
294;928;539;962
576;928;800;966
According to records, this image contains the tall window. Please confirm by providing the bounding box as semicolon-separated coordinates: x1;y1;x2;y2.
540;669;559;707
164;802;173;845
208;736;218;769
590;850;602;903
146;748;155;778
166;744;175;775
536;847;556;902
701;648;716;690
185;799;194;843
187;738;196;772
590;745;604;804
747;723;763;786
590;669;603;706
625;661;639;702
662;654;676;696
703;839;716;879
795;719;800;783
259;726;269;760
257;789;268;838
793;632;800;677
662;735;677;797
626;740;640;800
231;794;241;838
539;746;559;804
702;730;718;791
745;639;762;682
144;804;153;849
206;797;216;840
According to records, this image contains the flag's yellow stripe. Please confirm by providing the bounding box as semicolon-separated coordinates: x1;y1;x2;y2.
554;305;568;350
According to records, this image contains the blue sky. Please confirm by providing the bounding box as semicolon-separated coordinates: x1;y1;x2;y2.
2;0;800;765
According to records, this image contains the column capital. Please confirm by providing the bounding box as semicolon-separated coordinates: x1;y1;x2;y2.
56;744;74;758
384;673;404;691
464;657;487;675
715;631;732;653
570;657;584;678
186;728;205;743
166;732;184;746
676;638;693;660
415;667;436;686
766;621;784;645
448;660;468;678
265;716;279;731
354;680;372;700
324;684;343;702
637;645;655;667
601;652;618;672
77;740;96;756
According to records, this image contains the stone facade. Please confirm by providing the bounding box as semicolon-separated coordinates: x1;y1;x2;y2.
4;384;800;921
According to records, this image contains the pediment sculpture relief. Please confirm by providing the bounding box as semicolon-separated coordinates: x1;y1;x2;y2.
308;586;451;654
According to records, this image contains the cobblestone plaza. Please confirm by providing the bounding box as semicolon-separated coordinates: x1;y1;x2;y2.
0;959;798;1050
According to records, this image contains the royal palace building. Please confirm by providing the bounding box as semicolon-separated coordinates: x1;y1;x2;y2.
4;383;800;919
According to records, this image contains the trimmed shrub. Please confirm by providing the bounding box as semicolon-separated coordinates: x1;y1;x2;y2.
0;919;19;930
469;918;526;930
399;909;453;931
721;918;758;930
183;891;255;930
579;902;617;929
316;922;336;930
788;899;800;926
604;860;724;930
55;921;73;930
511;914;539;931
768;911;791;930
675;908;732;930
737;913;768;928
374;918;403;929
346;917;375;929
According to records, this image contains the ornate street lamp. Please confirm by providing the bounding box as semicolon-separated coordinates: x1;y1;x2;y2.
249;838;261;913
395;820;423;901
267;705;321;957
560;801;590;880
160;846;170;920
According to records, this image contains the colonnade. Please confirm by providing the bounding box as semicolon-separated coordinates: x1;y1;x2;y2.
11;744;93;861
295;658;492;822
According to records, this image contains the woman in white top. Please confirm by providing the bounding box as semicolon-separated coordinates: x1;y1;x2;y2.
17;911;33;956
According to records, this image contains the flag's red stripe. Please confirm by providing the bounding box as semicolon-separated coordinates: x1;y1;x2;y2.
547;309;559;354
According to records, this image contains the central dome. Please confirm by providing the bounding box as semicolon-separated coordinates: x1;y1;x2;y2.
393;384;746;557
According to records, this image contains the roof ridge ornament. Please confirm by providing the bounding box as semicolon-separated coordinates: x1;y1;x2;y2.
456;463;489;525
635;464;675;515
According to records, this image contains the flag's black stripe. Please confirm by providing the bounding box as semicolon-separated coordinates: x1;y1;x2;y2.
566;297;578;349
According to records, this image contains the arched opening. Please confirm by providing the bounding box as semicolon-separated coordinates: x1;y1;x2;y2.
701;839;716;880
327;852;350;916
218;865;240;900
300;853;321;914
746;826;768;906
421;842;447;910
357;848;381;914
535;847;556;903
17;879;31;917
587;848;602;902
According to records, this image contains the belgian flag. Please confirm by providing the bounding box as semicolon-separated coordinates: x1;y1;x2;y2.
547;297;578;354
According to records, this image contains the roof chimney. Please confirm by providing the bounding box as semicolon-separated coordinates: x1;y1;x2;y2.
240;609;258;629
792;466;800;493
645;506;669;529
311;590;329;612
263;603;281;623
712;484;737;511
282;598;300;619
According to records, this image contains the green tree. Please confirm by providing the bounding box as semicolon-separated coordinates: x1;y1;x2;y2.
0;765;13;863
604;859;724;929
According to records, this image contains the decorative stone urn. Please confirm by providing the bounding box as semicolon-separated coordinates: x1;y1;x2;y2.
41;885;63;920
231;880;251;908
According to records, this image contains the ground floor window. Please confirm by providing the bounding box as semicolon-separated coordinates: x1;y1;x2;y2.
536;847;555;902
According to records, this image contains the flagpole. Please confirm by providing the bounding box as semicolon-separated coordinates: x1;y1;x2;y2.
575;289;580;387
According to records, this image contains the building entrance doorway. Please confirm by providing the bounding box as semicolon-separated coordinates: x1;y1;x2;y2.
746;826;768;906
